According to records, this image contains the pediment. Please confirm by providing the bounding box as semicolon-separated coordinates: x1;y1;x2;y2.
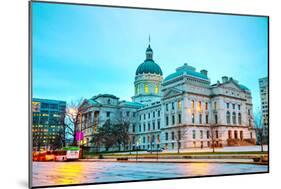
221;81;243;92
163;88;184;98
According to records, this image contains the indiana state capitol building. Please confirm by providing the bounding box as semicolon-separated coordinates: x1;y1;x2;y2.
79;43;256;151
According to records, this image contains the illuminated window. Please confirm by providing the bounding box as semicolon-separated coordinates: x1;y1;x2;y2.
155;85;159;94
191;100;195;109
178;100;182;109
198;101;202;111
144;84;149;93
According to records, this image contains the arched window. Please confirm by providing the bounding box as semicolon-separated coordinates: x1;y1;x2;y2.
155;85;159;94
238;113;242;125
228;130;232;139
198;101;202;111
191;100;195;109
144;84;149;93
232;112;236;124
226;111;230;124
240;131;243;140
234;130;238;139
178;100;182;109
215;130;219;138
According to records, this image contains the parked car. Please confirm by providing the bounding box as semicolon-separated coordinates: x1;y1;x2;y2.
53;150;67;161
146;148;163;152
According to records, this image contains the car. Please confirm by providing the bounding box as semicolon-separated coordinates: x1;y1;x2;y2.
146;148;163;152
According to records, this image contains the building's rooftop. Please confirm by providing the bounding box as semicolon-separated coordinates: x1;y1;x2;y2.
164;63;209;82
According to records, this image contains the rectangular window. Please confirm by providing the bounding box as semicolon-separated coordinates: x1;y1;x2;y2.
158;110;160;117
165;132;168;141
227;103;229;109
206;114;209;124
148;113;150;119
205;102;208;110
144;114;146;120
178;130;181;140
192;130;196;139
148;123;151;131
157;120;160;129
143;124;146;131
233;104;235;109
166;116;169;126
199;114;202;124
106;112;110;117
172;132;175;140
139;125;141;132
132;125;135;133
172;115;175;125
238;105;241;110
214;102;217;110
126;111;130;117
166;104;169;111
152;122;155;130
207;131;210;139
178;114;182;124
200;130;203;139
133;112;136;117
153;111;155;118
172;102;175;110
215;114;218;124
192;113;195;124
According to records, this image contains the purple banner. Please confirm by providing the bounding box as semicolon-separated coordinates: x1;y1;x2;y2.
75;132;84;141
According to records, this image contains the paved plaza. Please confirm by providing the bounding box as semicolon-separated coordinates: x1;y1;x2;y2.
32;161;268;187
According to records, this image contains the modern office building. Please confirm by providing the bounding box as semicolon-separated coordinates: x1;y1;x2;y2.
32;98;66;151
79;43;256;151
259;77;269;137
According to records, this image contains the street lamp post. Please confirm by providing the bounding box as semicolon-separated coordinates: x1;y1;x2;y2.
136;141;139;162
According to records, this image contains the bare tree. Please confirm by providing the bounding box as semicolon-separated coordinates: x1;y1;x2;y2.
209;124;226;153
174;126;188;154
64;98;84;146
254;109;265;152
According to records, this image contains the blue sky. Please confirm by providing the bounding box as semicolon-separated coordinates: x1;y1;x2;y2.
32;2;268;112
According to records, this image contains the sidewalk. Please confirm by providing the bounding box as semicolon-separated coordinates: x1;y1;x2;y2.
79;158;267;165
115;145;268;155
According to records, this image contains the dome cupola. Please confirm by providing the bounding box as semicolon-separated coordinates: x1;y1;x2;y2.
135;42;163;76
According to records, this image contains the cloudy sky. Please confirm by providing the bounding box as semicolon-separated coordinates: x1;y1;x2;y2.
32;2;268;112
